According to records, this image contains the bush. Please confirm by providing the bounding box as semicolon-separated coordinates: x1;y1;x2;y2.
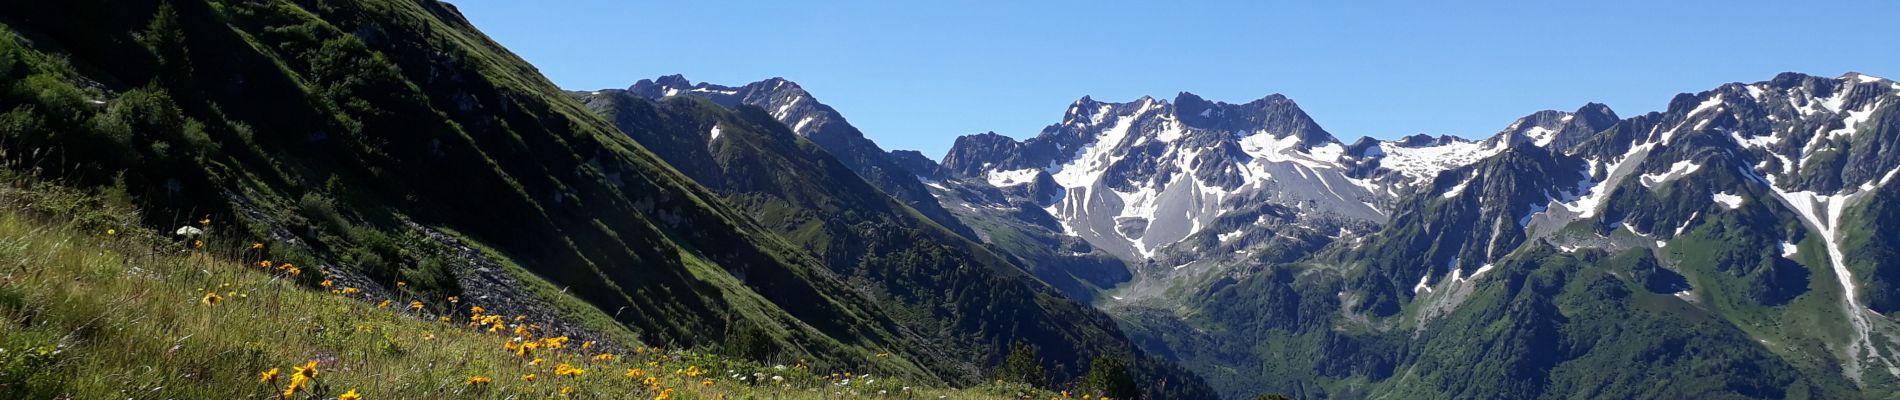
1080;357;1136;399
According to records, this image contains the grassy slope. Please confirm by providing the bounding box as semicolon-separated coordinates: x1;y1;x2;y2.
0;173;1062;399
0;0;966;383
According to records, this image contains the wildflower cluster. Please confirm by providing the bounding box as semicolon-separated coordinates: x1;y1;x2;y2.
183;222;949;399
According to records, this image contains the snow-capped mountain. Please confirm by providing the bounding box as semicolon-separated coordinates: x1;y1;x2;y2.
1138;72;1900;399
939;92;1507;263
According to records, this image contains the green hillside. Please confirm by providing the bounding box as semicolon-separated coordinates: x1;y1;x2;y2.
0;170;1066;399
0;0;1195;397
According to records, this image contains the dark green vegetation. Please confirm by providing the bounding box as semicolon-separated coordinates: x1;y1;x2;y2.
577;90;1212;398
0;0;927;377
0;0;1207;397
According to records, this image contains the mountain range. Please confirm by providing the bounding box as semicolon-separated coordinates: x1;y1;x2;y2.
3;0;1898;398
921;71;1900;398
600;68;1900;398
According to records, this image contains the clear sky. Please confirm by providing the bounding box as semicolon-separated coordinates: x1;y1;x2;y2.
447;0;1897;159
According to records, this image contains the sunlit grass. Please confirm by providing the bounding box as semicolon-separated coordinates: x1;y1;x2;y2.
0;180;1063;399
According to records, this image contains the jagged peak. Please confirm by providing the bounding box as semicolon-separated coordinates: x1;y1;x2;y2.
756;76;804;91
654;74;691;87
1174;91;1206;106
1575;102;1616;118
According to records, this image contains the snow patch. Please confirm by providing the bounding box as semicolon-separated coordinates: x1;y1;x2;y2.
792;116;816;134
986;168;1041;187
1712;192;1745;209
708;124;723;141
1781;241;1799;258
1674;211;1700;236
1689;94;1725;117
1441;176;1475;199
1217;230;1246;243
1524;126;1557;147
1639;160;1702;188
1468;263;1497;280
1375;140;1500;184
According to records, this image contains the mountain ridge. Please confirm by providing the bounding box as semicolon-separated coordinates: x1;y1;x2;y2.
915;70;1900;398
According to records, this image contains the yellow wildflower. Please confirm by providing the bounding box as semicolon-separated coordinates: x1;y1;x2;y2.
592;353;614;362
470;305;486;314
251;242;265;250
283;375;308;399
581;340;595;349
285;266;300;276
448;296;460;303
654;388;675;400
193;240;204;249
624;368;645;378
530;357;544;366
294;360;318;379
465;375;492;386
523;373;536;382
321;280;334;289
701;378;714;386
106;228;117;236
409;300;424;310
341;287;361;295
397;281;407;288
258;367;280;383
201;291;223;305
560;386;576;396
555;363;585;378
338;388;362;400
377;299;392;309
200;217;211;226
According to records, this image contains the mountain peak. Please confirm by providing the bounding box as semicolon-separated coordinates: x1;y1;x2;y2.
758;76;803;90
654;74;691;87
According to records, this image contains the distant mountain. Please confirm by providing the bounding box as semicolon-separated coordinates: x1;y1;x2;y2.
620;75;976;237
929;72;1900;398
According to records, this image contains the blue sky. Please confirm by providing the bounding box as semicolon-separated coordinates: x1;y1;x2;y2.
449;0;1897;159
